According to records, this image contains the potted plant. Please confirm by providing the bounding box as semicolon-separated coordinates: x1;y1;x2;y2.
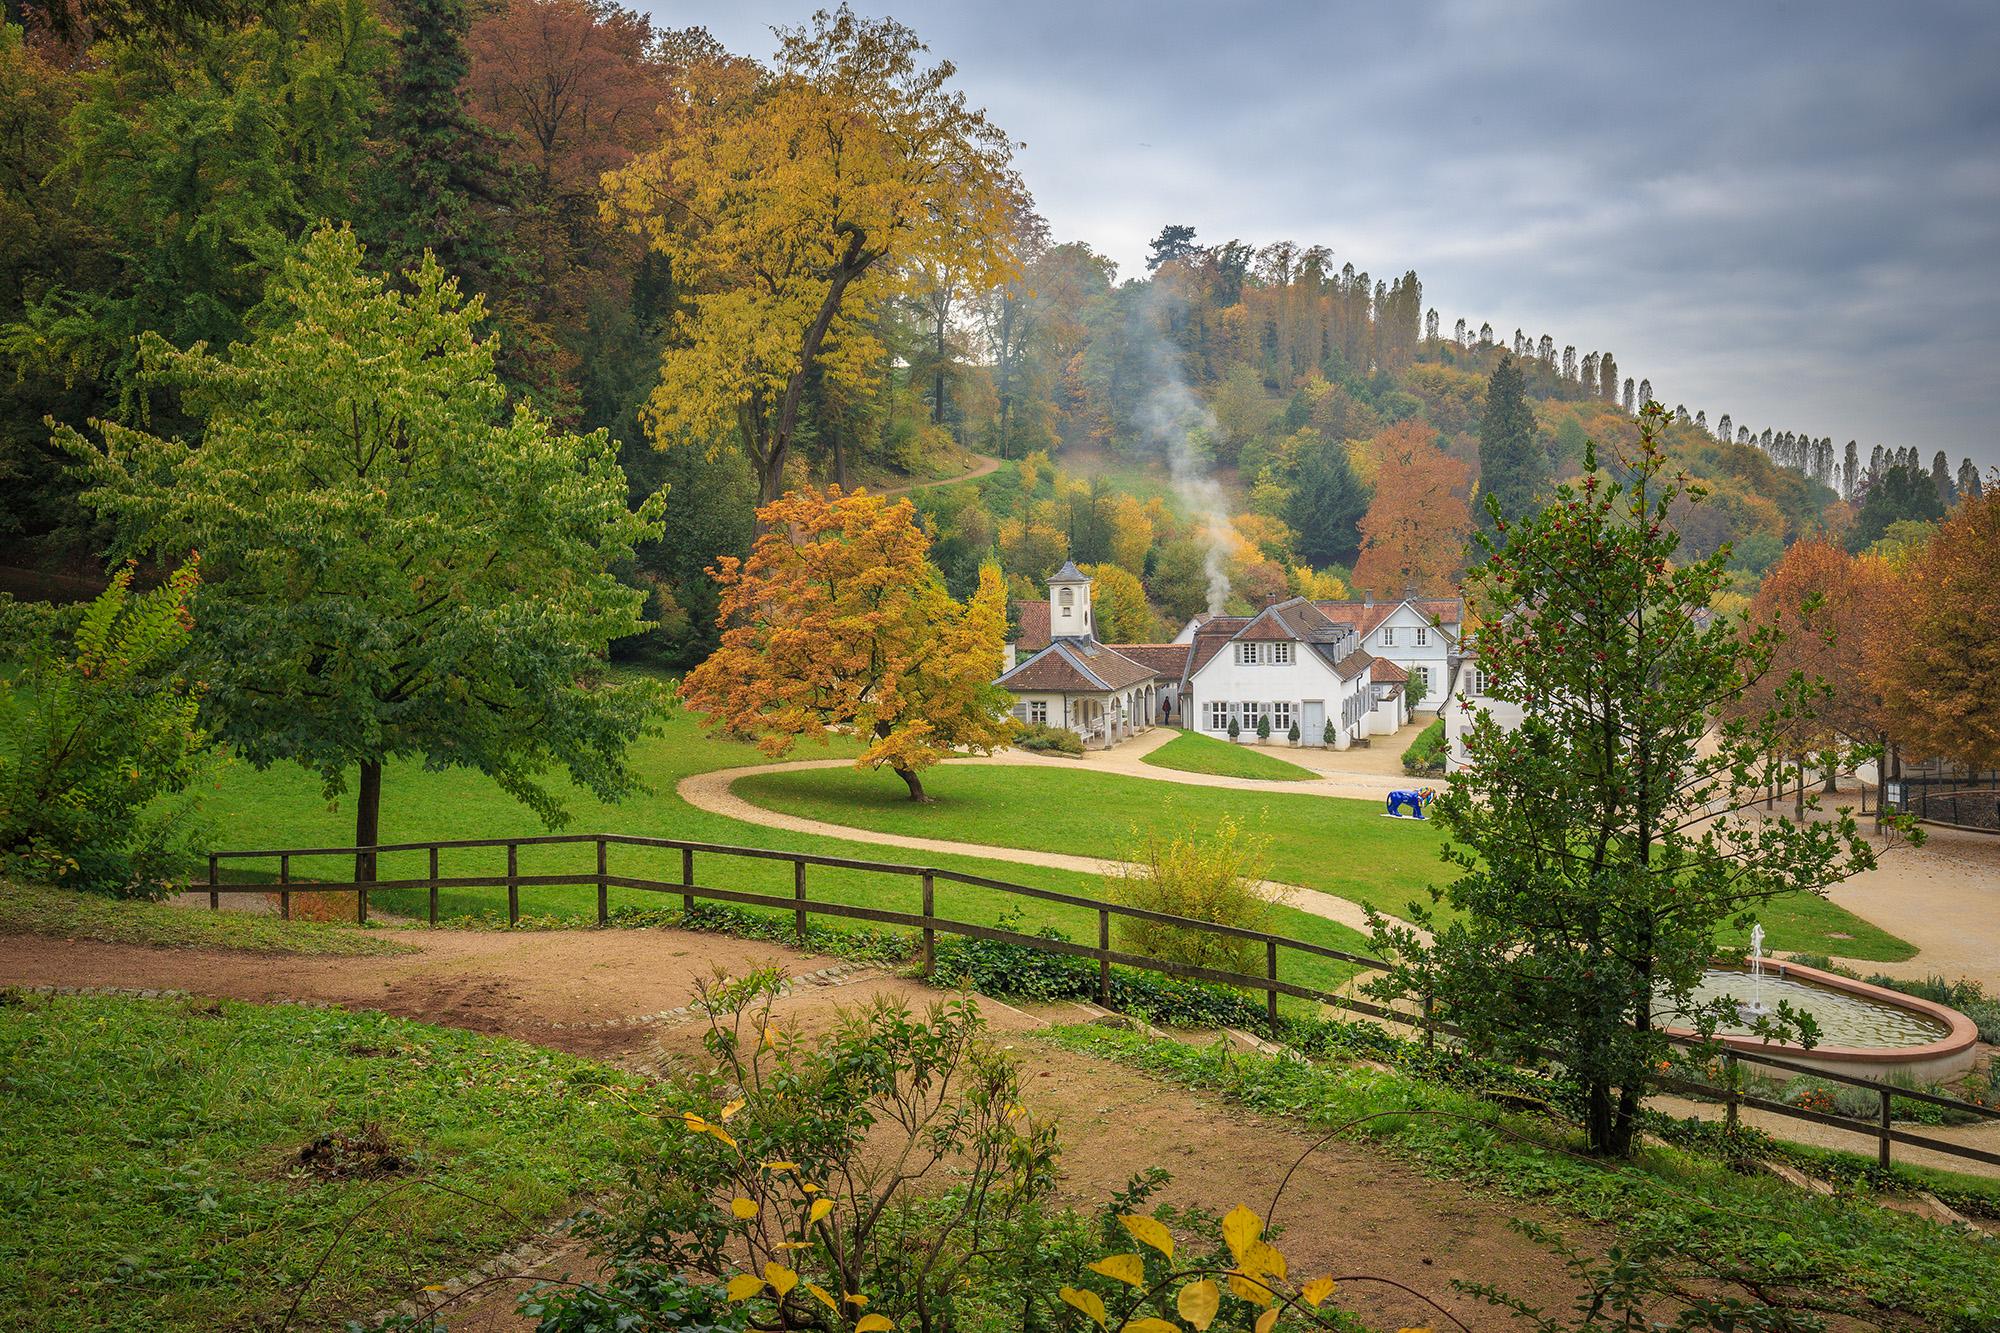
1256;714;1272;744
1322;720;1335;747
1287;721;1301;747
1227;716;1241;743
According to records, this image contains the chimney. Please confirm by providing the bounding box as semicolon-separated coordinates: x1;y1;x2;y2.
1362;588;1373;609
1404;581;1417;601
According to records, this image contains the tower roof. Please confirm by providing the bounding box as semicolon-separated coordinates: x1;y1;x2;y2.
1047;560;1089;583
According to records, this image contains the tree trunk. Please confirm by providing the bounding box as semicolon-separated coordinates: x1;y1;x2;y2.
355;760;382;888
1795;762;1806;822
1823;752;1840;794
832;433;849;493
895;765;927;803
766;224;872;517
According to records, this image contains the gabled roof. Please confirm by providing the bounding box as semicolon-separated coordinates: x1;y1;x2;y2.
1313;596;1463;639
1114;643;1194;678
1185;615;1254;676
1016;600;1051;651
995;636;1171;694
1331;649;1376;680
1370;658;1409;683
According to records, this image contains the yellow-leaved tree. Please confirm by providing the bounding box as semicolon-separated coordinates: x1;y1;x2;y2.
681;487;1013;801
603;6;1020;504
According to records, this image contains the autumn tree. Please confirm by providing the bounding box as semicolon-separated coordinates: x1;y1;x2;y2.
1352;422;1472;595
603;7;1019;504
58;228;665;882
1871;489;2000;769
683;487;1013;801
1080;563;1162;642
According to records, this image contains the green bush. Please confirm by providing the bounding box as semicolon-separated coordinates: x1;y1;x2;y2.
1400;718;1445;776
1106;817;1278;975
0;563;213;896
1015;722;1083;755
1254;713;1271;742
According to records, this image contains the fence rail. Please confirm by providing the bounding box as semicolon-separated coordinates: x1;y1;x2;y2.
200;831;2000;1174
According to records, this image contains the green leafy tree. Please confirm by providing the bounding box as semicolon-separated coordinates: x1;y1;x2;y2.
1282;435;1369;569
58;227;665;881
1477;351;1543;530
1847;461;1945;552
0;561;212;896
1369;406;1887;1157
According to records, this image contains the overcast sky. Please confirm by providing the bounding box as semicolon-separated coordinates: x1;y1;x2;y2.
668;0;2000;471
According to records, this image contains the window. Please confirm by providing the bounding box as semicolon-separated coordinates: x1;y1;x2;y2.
1467;667;1487;697
1272;642;1294;665
1010;702;1027;721
1028;700;1049;725
1272;701;1294;731
1414;665;1432;694
1206;700;1229;731
1380;627;1395;646
1058;588;1074;610
1235;642;1259;665
1415;627;1429;647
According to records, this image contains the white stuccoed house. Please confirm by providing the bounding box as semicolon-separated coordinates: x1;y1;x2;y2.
1440;650;1520;773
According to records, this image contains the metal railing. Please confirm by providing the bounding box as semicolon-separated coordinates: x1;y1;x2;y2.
199;832;2000;1175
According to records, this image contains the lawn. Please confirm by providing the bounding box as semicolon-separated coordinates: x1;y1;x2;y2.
190;711;1378;995
733;762;1917;963
1141;728;1319;781
0;879;414;956
0;991;666;1331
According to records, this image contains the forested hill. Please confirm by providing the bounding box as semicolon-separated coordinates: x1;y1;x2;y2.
0;3;1980;666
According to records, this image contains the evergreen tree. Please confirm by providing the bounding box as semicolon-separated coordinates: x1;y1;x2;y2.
1145;223;1199;271
1931;450;1957;507
1849;461;1946;551
371;0;519;291
1283;434;1370;568
1621;377;1635;412
1597;352;1617;401
1637;378;1652;404
1716;413;1732;443
1958;456;1984;500
1843;441;1859;499
1477;352;1542;530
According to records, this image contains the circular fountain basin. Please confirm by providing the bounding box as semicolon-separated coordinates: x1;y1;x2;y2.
1661;958;1978;1083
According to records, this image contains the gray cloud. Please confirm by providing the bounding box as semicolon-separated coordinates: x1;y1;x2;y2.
666;0;2000;470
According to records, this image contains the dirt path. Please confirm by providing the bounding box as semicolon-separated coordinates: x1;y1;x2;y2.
678;757;1394;937
0;925;1584;1331
861;451;1003;498
1826;822;2000;988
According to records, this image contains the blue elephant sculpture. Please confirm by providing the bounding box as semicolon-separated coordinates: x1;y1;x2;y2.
1386;788;1436;819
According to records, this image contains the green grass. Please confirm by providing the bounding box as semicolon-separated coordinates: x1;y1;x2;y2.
191;712;1378;995
1141;729;1319;781
0;991;665;1331
0;879;415;956
733;762;1917;962
1043;1024;1998;1329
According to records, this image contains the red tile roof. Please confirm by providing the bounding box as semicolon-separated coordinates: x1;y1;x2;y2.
1113;643;1193;678
1332;649;1376;680
1370;658;1409;683
1313;596;1463;639
995;639;1172;694
1016;600;1050;651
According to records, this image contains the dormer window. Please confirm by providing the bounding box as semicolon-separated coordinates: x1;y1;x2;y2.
1273;642;1293;664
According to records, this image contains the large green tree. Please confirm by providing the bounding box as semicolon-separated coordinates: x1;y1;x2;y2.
1847;460;1945;552
58;227;665;879
1282;433;1370;569
1476;351;1543;529
1369;407;1886;1157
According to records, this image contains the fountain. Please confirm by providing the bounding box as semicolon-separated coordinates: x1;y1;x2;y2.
1739;923;1770;1022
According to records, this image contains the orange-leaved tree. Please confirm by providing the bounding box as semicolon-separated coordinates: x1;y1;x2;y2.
682;487;1014;801
1352;421;1472;596
1870;487;2000;770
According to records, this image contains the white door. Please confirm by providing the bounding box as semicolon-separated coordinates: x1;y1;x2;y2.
1301;700;1326;746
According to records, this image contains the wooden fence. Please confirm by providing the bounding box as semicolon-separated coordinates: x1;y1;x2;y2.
199;832;2000;1175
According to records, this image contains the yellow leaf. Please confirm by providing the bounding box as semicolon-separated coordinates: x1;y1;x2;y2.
845;1293;869;1307
774;1240;812;1250
1059;1286;1108;1327
1255;1310;1278;1333
801;1182;821;1194
725;1274;764;1302
763;1024;779;1049
1228;1272;1274;1306
709;1125;737;1148
1245;1240;1287;1282
719;1098;746;1121
730;1197;758;1220
855;1316;893;1332
681;1111;709;1133
1118;1214;1174;1259
1125;1321;1182;1333
1087;1252;1146;1287
806;1282;839;1312
809;1197;834;1224
1220;1205;1262;1265
1177;1279;1220;1330
763;1262;798;1297
761;1160;799;1173
1301;1275;1338;1307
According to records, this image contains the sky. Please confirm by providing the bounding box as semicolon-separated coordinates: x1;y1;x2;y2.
667;0;2000;472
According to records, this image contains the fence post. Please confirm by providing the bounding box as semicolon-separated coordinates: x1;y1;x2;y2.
681;846;694;915
921;872;936;978
793;859;807;944
1097;909;1111;1005
279;854;290;921
507;843;519;927
1724;1051;1740;1132
208;853;219;911
596;838;609;925
1421;990;1435;1051
1265;940;1279;1028
428;845;440;926
1878;1086;1893;1170
357;856;368;924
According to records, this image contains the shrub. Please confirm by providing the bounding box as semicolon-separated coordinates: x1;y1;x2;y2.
1286;721;1300;744
1106;817;1282;975
1255;713;1272;742
1226;716;1240;741
1015;721;1083;755
1400;718;1446;776
1321;720;1334;746
0;562;213;896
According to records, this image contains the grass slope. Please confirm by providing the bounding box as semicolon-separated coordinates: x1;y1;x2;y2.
0;879;414;956
1141;729;1318;781
734;763;1915;962
191;713;1376;994
0;992;661;1331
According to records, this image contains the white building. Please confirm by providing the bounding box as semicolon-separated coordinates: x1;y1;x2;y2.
1176;590;1462;712
994;564;1186;748
1440;650;1518;773
1178;598;1406;749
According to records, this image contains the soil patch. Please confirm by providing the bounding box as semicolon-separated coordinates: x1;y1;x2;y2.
292;1124;410;1182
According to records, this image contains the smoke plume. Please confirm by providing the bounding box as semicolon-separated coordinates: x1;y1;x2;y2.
1138;300;1239;615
